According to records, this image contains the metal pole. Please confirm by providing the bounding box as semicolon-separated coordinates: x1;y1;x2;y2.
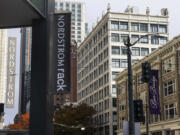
146;95;149;135
125;36;135;135
30;0;54;135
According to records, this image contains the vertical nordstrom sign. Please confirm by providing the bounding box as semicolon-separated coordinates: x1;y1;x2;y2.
54;13;71;93
6;37;16;108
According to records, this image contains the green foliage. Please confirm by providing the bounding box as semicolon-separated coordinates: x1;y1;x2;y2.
54;103;96;135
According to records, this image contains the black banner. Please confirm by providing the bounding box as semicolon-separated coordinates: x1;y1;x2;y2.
54;13;71;93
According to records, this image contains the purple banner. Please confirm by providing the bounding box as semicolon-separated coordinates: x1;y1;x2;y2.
149;70;160;114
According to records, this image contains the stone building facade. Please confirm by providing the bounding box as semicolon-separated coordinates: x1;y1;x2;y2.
115;35;180;135
77;5;169;135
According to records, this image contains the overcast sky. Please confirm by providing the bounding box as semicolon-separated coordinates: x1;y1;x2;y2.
82;0;180;39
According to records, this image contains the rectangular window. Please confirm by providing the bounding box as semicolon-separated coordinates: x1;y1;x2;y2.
131;23;139;32
111;33;120;42
121;46;127;55
112;98;117;107
131;47;140;56
60;3;63;10
164;103;177;120
112;46;120;55
72;4;75;8
141;48;149;56
121;34;129;42
78;4;81;8
112;72;119;80
112;85;116;94
159;37;168;45
77;17;81;21
151;24;158;32
113;112;117;122
151;48;156;52
159;25;167;33
140;35;148;44
111;21;119;30
164;80;176;96
66;3;70;11
112;59;120;68
140;23;148;32
162;57;175;74
151;36;159;45
120;22;128;30
121;59;127;68
131;35;139;43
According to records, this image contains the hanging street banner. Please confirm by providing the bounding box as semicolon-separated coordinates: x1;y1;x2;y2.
6;37;17;108
54;12;71;93
149;70;160;114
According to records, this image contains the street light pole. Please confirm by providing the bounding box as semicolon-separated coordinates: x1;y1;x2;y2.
124;33;161;135
146;98;149;135
124;36;135;135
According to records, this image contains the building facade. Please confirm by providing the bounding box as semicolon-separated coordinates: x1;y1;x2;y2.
77;5;169;135
20;27;32;114
115;35;180;135
0;30;7;129
55;0;87;44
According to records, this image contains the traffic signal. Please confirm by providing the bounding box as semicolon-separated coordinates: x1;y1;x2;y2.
142;62;151;83
0;103;4;114
134;99;144;122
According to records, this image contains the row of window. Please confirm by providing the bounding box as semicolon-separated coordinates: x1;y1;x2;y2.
78;71;109;94
71;22;81;26
111;21;168;33
119;78;175;98
57;3;82;10
78;85;109;102
71;14;81;21
112;59;127;68
111;33;168;45
72;34;81;38
112;46;156;56
78;35;108;64
72;30;81;34
78;61;109;90
94;100;109;113
93;112;110;125
78;23;108;60
78;48;108;79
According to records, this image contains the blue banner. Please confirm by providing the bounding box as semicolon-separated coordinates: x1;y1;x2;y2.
149;70;160;114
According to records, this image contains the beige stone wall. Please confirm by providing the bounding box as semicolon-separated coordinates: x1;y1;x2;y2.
116;35;180;135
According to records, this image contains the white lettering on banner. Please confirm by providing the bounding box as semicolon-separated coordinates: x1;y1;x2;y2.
7;98;14;105
6;37;16;108
149;76;158;109
56;15;68;92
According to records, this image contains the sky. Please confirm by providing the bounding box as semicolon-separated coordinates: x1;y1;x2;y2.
82;0;180;39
